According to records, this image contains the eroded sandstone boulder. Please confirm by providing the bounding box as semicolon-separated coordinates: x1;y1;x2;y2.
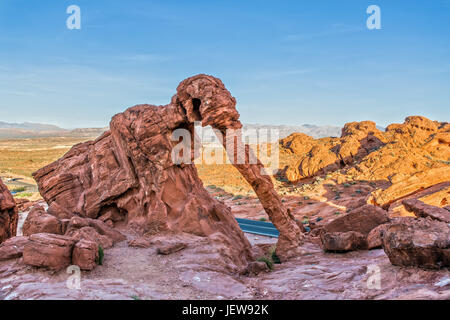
14;198;34;212
22;205;63;236
19;210;124;270
320;231;367;252
33;74;304;264
403;199;450;223
66;226;113;249
0;178;18;244
366;224;388;249
320;204;390;252
23;233;76;270
382;218;450;269
0;236;29;261
72;239;99;271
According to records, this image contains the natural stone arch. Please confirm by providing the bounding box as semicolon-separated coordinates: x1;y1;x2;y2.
33;74;304;265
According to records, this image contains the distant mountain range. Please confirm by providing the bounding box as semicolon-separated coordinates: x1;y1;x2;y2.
0;121;63;131
0;121;346;140
242;124;342;140
0;121;107;139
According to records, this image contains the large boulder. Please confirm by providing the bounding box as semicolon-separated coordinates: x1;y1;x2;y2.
320;231;367;252
382;218;450;269
22;205;63;236
64;216;125;246
320;204;390;252
66;226;113;249
0;236;29;261
72;239;99;271
23;233;76;270
0;178;18;244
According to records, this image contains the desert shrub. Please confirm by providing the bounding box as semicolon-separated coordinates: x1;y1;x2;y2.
11;186;26;193
15;192;33;198
96;246;104;265
259;217;267;222
257;256;274;270
270;247;281;264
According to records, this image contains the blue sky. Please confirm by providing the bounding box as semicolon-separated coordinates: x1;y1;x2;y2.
0;0;449;128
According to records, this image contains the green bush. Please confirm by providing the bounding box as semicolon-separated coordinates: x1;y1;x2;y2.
15;192;33;198
96;246;104;265
257;256;274;270
270;247;281;264
11;186;26;193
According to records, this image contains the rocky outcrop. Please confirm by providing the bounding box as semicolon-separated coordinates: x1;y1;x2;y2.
319;204;390;252
280;116;449;185
369;167;450;208
402;199;450;223
382;218;449;269
0;178;18;244
33;74;303;264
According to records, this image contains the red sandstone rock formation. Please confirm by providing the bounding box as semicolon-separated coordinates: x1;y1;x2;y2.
0;236;29;261
72;239;99;271
33;75;303;263
0;178;18;244
23;233;76;271
382;218;449;269
402;199;450;223
23;205;63;236
319;204;390;252
280;116;449;184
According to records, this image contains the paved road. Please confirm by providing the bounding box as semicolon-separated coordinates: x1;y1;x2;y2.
0;176;38;193
236;218;279;238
